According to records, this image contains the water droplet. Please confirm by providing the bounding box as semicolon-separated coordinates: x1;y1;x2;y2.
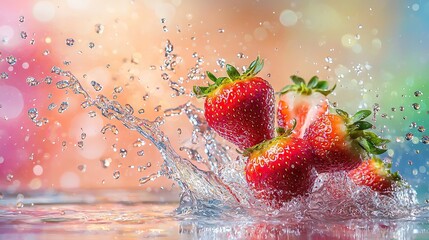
113;170;120;179
114;86;123;94
95;24;104;34
177;128;182;134
62;141;67;147
422;136;429;144
216;58;226;68
162;26;168;32
138;108;145;114
88;111;96;118
410;122;417;128
77;141;84;148
91;81;103;91
414;90;423;97
101;158;112;168
101;124;119;135
133;139;146;147
56;80;70;89
161;73;170;81
16;202;24;208
48;103;56;110
43;50;50;56
6;174;13;182
20;31;27;39
218;28;225;33
139;173;158;185
6;56;17;65
412;103;420;110
325;57;333;63
81;132;87;140
0;72;8;79
154;105;161;112
405;133;414;141
161;18;166;23
28;108;38;121
165;40;173;54
26;77;39;86
81;101;90;109
77;164;86;172
65;38;75;46
88;42;95;49
58;102;69;113
137;150;145;156
119;148;127;158
44;76;53;84
418;126;426;133
19;16;25;23
400;106;405;111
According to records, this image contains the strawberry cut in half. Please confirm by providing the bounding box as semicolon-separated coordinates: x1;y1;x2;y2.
245;129;316;207
303;109;390;173
348;157;402;195
193;57;275;150
277;75;335;137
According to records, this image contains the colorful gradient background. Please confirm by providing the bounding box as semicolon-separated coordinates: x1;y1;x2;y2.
0;0;428;201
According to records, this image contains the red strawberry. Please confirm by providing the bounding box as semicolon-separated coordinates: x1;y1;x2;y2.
277;75;335;137
245;130;315;206
348;157;402;195
303;109;389;173
193;57;275;149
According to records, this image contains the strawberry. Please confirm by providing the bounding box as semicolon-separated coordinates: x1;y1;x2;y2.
193;57;275;149
277;75;335;137
303;109;389;173
348;157;402;195
245;129;315;206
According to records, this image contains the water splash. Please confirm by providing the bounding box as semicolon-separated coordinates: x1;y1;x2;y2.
49;65;422;219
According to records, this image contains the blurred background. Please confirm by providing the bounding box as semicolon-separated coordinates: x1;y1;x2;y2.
0;0;428;201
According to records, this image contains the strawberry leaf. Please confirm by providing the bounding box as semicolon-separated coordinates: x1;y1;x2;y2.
206;71;218;83
226;64;240;80
357;137;371;153
314;80;329;90
307;76;319;88
351;121;373;130
193;86;210;97
291;75;305;86
352;110;371;122
364;131;390;146
336;109;349;120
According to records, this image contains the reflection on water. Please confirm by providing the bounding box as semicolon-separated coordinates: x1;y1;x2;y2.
1;191;429;240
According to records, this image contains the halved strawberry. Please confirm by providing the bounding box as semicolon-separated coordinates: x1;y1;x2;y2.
245;129;315;206
348;157;402;195
303;109;389;173
277;75;335;137
193;57;275;149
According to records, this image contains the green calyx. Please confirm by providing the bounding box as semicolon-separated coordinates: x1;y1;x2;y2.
277;75;336;96
336;109;390;155
372;157;402;182
193;57;264;98
242;121;295;157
